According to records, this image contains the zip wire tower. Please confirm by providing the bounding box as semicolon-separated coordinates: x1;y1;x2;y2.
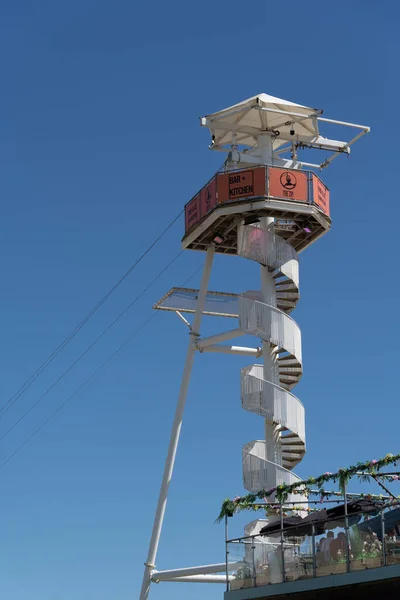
140;93;370;599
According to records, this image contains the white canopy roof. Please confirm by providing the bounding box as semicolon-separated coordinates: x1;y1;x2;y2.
201;93;322;150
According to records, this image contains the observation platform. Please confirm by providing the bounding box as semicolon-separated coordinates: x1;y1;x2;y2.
182;165;331;254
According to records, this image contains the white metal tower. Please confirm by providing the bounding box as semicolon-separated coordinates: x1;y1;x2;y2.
139;93;369;599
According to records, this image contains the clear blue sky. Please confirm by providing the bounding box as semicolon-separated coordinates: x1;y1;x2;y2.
0;1;398;599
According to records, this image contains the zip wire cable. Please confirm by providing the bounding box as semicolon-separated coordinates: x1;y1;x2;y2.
0;209;183;418
0;249;184;439
0;264;203;470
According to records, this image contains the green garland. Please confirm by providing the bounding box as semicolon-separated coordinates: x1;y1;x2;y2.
216;452;400;522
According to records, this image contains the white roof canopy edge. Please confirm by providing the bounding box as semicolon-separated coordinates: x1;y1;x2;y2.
200;93;370;170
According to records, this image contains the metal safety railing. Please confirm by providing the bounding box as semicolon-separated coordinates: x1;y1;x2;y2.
225;501;400;591
184;165;330;235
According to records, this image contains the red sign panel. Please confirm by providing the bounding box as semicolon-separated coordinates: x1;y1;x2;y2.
184;177;218;234
200;177;217;217
217;167;266;204
312;175;330;217
268;167;308;202
185;194;200;233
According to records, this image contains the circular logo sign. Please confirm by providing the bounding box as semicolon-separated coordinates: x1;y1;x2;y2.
280;172;297;190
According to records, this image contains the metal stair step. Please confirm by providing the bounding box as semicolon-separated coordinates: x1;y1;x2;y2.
279;376;302;385
279;375;300;382
279;379;301;388
281;444;304;452
272;270;284;279
275;284;298;293
283;458;304;469
279;366;301;373
281;433;304;443
278;356;299;364
283;448;306;456
280;382;296;391
276;301;296;310
276;298;298;306
276;292;299;299
282;453;305;462
282;449;305;457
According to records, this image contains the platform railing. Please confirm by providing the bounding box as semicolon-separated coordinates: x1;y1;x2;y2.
226;504;400;591
184;165;330;236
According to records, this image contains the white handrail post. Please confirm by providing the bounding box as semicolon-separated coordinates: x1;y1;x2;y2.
139;246;215;600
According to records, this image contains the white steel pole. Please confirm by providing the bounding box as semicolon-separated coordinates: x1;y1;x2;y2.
152;561;240;580
258;134;281;487
159;575;232;583
260;216;281;476
201;344;261;357
196;327;245;348
139;246;215;600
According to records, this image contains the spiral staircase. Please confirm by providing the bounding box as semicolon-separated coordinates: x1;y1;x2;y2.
236;223;306;507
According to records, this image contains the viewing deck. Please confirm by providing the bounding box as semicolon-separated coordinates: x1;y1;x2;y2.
182;165;331;254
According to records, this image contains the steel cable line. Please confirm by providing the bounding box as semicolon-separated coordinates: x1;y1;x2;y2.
0;209;183;418
0;249;184;440
0;315;156;470
0;264;202;470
